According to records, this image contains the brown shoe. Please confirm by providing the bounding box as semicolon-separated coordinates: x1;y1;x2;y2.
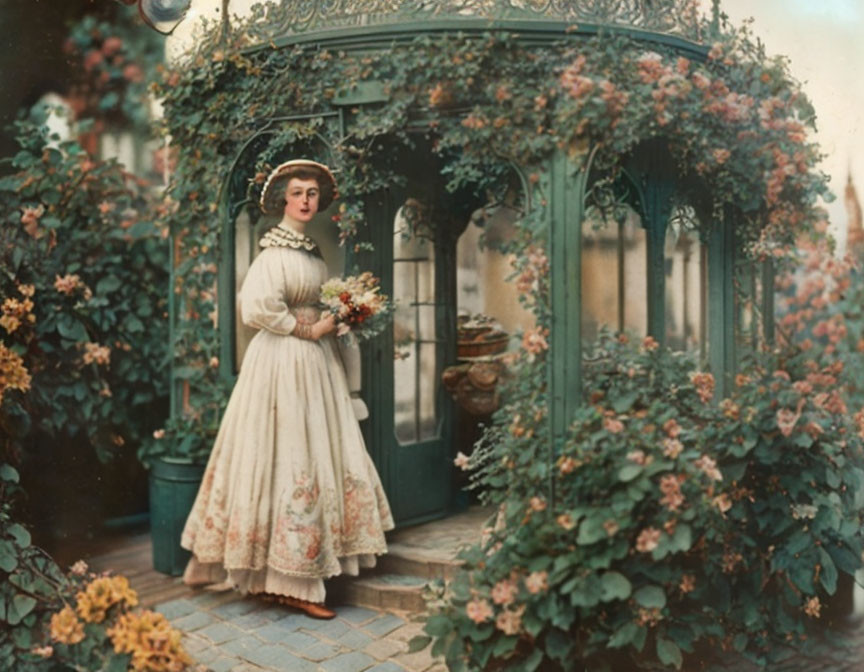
273;594;336;620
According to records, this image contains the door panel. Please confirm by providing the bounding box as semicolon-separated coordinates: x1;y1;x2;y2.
357;177;456;527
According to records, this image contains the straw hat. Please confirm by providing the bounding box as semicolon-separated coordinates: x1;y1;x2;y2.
259;159;338;214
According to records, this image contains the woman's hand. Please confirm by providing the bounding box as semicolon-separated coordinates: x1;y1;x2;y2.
312;313;337;340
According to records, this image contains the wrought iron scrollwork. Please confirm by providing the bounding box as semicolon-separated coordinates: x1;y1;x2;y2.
243;0;704;43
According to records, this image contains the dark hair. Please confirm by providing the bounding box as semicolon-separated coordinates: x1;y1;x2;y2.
260;166;336;215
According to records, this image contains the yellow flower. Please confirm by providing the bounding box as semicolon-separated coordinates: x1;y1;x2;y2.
110;575;139;608
50;606;85;645
82;342;111;366
76;575;139;623
0;342;31;405
108;610;192;672
803;596;821;618
0;313;21;333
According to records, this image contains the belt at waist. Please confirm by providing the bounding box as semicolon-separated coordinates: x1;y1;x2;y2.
290;305;323;324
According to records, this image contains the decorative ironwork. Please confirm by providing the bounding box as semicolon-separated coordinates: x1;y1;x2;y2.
244;0;705;43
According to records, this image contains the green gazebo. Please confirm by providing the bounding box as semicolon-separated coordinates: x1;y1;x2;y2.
161;0;782;543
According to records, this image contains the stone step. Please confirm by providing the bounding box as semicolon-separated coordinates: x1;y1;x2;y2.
376;543;462;581
330;573;430;612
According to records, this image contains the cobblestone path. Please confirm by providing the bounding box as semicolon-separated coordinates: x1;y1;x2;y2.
157;590;443;672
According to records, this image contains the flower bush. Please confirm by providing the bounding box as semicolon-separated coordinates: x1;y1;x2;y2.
419;333;864;670
0;107;169;464
63;11;163;133
1;463;194;671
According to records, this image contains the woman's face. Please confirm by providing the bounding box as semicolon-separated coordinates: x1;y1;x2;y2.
283;177;320;223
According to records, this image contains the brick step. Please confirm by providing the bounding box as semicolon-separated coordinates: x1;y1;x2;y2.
329;573;431;613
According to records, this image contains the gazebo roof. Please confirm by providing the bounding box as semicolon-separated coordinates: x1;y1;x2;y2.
244;0;706;45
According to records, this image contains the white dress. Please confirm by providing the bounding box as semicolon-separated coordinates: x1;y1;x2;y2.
181;223;394;602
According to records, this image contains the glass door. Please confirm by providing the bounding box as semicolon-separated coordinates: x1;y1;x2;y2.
357;184;457;526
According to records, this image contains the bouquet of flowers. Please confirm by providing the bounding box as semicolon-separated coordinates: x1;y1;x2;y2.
320;272;393;341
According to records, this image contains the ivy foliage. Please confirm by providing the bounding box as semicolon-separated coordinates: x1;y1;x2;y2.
153;10;829;461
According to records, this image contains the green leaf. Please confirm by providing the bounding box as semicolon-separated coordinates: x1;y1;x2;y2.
523;648;544;672
492;636;518;657
424;614;453;638
608;622;639;648
124;314;144;333
7;595;36;626
611;391;638;413
56;314;88;341
577;516;608;546
0;541;17;573
545;629;572;660
7;524;30;548
618;464;643;482
600;571;632;601
11;623;32;649
634;585;666;608
0;465;19;483
96;275;123;294
408;635;432;653
819;548;838;595
105;653;132;672
570;575;603;607
657;637;683;669
653;524;692;560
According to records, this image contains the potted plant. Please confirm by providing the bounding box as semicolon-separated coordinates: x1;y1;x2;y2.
140;413;217;576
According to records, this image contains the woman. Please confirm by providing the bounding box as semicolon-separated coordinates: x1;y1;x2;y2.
180;159;394;620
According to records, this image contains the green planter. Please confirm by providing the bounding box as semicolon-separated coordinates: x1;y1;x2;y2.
149;457;205;576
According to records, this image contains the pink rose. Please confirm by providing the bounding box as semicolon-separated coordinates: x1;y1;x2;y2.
636;527;661;553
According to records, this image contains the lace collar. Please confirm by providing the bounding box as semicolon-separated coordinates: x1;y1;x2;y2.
259;222;321;256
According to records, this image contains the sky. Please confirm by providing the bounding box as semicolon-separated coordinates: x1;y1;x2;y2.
701;0;864;245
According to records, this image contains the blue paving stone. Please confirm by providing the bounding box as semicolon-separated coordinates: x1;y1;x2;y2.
181;635;210;654
338;628;373;650
221;634;264;658
294;613;336;631
208;657;241;672
367;664;408;672
279;630;321;653
313;618;351;641
303;641;342;662
173;610;217;632
270;613;309;631
198;621;245;644
229;611;272;630
191;646;219;664
255;622;310;644
335;605;379;625
320;651;376;672
253;606;291;621
212;599;259;619
245;644;318;672
363;614;406;637
156;598;197;620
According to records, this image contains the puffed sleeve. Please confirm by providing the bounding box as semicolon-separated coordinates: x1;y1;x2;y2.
239;249;298;335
